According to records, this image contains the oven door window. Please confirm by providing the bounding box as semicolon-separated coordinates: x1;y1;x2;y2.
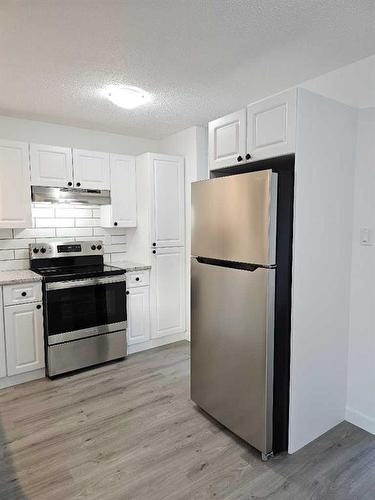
46;281;126;336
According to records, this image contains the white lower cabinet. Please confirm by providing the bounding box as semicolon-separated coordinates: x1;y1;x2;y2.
4;301;45;376
151;247;185;338
127;286;150;345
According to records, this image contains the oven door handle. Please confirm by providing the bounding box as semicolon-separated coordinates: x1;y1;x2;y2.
46;275;126;291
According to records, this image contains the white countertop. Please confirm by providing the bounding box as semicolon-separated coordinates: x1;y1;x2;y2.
0;269;42;286
112;260;151;272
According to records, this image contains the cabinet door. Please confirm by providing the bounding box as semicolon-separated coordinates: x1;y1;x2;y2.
247;89;297;161
72;149;110;190
30;144;73;188
101;154;136;228
151;155;185;247
0;140;32;228
4;302;45;376
0;291;6;378
127;286;150;345
208;109;247;170
151;247;185;338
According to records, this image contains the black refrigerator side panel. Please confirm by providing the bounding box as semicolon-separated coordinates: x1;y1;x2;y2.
273;167;294;453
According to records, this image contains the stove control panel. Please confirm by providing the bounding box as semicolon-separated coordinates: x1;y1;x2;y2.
29;241;104;259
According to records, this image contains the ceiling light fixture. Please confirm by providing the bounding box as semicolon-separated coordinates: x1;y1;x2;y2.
104;85;151;110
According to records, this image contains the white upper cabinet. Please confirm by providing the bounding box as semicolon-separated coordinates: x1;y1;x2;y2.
30;144;73;188
151;246;185;338
208;109;247;170
208;89;297;170
151;155;185;247
0;140;32;228
72;149;110;190
101;154;136;228
4;301;45;376
247;89;297;161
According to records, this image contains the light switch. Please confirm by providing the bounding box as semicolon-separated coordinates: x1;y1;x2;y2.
360;228;372;246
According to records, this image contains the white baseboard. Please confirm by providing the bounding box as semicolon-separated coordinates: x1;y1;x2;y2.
346;407;375;435
0;369;45;389
128;331;188;355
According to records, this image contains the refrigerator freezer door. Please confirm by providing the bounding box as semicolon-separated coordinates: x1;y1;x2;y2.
191;170;277;265
191;257;275;454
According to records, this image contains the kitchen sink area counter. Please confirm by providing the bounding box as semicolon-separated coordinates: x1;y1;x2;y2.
0;269;43;286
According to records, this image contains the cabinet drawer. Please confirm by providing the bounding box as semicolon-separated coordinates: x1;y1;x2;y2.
3;282;42;306
126;270;150;288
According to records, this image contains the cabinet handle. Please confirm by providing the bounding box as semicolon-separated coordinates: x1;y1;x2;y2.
76;182;81;187
114;222;118;226
152;242;156;247
245;153;252;160
126;291;129;295
36;304;41;310
135;277;140;281
237;156;243;162
68;181;73;187
21;291;27;297
152;250;156;254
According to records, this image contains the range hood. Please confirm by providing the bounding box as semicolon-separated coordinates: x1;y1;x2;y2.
32;186;110;205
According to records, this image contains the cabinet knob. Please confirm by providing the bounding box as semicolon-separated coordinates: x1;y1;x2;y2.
76;182;81;187
36;304;41;310
152;250;156;254
114;222;118;226
135;277;140;281
237;155;243;162
152;242;156;247
126;291;130;295
245;153;252;160
21;291;27;297
68;181;73;187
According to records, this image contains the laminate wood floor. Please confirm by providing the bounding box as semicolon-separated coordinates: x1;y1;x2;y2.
0;341;374;500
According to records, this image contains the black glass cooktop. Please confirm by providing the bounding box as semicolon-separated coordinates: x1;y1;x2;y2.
33;264;125;283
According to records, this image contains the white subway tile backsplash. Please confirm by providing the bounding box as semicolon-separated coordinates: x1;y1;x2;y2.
75;218;101;227
106;244;127;253
36;218;75;228
14;249;29;259
0;250;14;260
111;235;127;244
56;228;93;238
55;208;93;218
14;228;56;239
0;229;13;239
0;259;29;271
0;203;128;270
93;227;127;236
0;239;34;250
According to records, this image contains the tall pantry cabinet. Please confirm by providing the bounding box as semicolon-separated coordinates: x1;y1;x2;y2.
127;153;186;343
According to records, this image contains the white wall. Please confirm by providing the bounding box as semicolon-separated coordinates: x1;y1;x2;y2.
288;90;357;453
159;126;208;338
346;108;375;435
0;115;158;154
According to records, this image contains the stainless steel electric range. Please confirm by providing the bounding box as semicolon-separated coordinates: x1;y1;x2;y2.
30;241;127;377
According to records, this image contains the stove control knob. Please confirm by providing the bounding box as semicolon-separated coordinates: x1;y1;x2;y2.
97;244;102;250
33;248;39;254
91;245;97;251
40;247;46;254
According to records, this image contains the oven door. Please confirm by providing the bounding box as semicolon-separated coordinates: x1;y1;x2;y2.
45;275;127;345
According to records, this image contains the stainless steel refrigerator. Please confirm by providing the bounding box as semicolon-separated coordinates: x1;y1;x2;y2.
191;169;278;459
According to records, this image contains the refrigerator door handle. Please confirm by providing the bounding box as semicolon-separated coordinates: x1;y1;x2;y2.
194;256;277;272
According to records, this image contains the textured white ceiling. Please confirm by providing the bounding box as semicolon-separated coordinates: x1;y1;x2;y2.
0;0;374;139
